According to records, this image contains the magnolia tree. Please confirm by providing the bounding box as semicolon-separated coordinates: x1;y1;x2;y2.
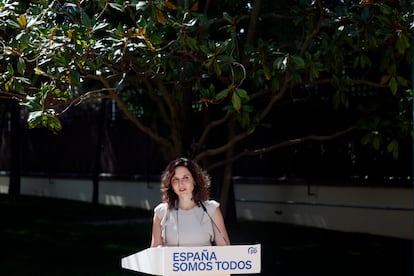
0;0;412;212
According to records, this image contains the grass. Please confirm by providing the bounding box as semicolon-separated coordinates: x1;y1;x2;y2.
0;194;412;276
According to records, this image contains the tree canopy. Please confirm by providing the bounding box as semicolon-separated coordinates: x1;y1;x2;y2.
0;0;412;171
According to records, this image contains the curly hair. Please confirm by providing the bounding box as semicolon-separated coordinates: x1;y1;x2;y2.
160;157;211;209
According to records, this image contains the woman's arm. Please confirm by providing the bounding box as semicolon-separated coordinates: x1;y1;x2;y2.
212;208;231;246
150;213;163;247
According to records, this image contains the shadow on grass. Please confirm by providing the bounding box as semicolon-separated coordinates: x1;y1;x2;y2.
0;194;412;276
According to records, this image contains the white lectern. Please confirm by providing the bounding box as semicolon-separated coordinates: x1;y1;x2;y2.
121;244;261;275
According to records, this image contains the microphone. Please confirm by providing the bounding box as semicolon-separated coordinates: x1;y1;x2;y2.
199;201;229;245
174;199;179;246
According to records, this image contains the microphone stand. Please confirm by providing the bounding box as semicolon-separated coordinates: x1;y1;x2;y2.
199;201;229;245
175;199;179;246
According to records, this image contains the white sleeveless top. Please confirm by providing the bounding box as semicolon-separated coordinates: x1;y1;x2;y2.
154;200;219;246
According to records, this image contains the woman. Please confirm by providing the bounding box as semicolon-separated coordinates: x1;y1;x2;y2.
150;157;230;247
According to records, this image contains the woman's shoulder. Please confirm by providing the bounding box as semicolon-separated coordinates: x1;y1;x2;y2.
201;200;220;213
154;202;169;215
203;199;219;207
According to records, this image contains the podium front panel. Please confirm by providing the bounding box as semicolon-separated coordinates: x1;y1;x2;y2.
122;247;164;275
163;244;261;275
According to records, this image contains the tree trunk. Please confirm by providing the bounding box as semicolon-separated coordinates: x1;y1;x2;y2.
9;100;21;196
219;118;236;219
92;99;107;205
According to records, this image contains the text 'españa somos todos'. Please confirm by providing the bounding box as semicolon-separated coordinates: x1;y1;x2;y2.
172;249;253;273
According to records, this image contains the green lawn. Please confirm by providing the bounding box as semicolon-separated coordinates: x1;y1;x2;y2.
0;194;412;275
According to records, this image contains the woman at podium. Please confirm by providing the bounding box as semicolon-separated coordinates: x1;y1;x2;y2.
150;157;230;247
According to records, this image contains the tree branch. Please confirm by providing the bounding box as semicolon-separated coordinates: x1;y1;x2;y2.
300;0;325;57
142;78;173;128
259;70;291;120
207;125;358;171
194;64;291;163
191;111;233;154
194;129;251;162
302;78;389;89
153;78;184;155
56;88;114;115
88;75;175;157
245;0;263;46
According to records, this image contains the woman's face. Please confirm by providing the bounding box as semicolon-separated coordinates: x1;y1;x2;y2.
171;166;195;197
